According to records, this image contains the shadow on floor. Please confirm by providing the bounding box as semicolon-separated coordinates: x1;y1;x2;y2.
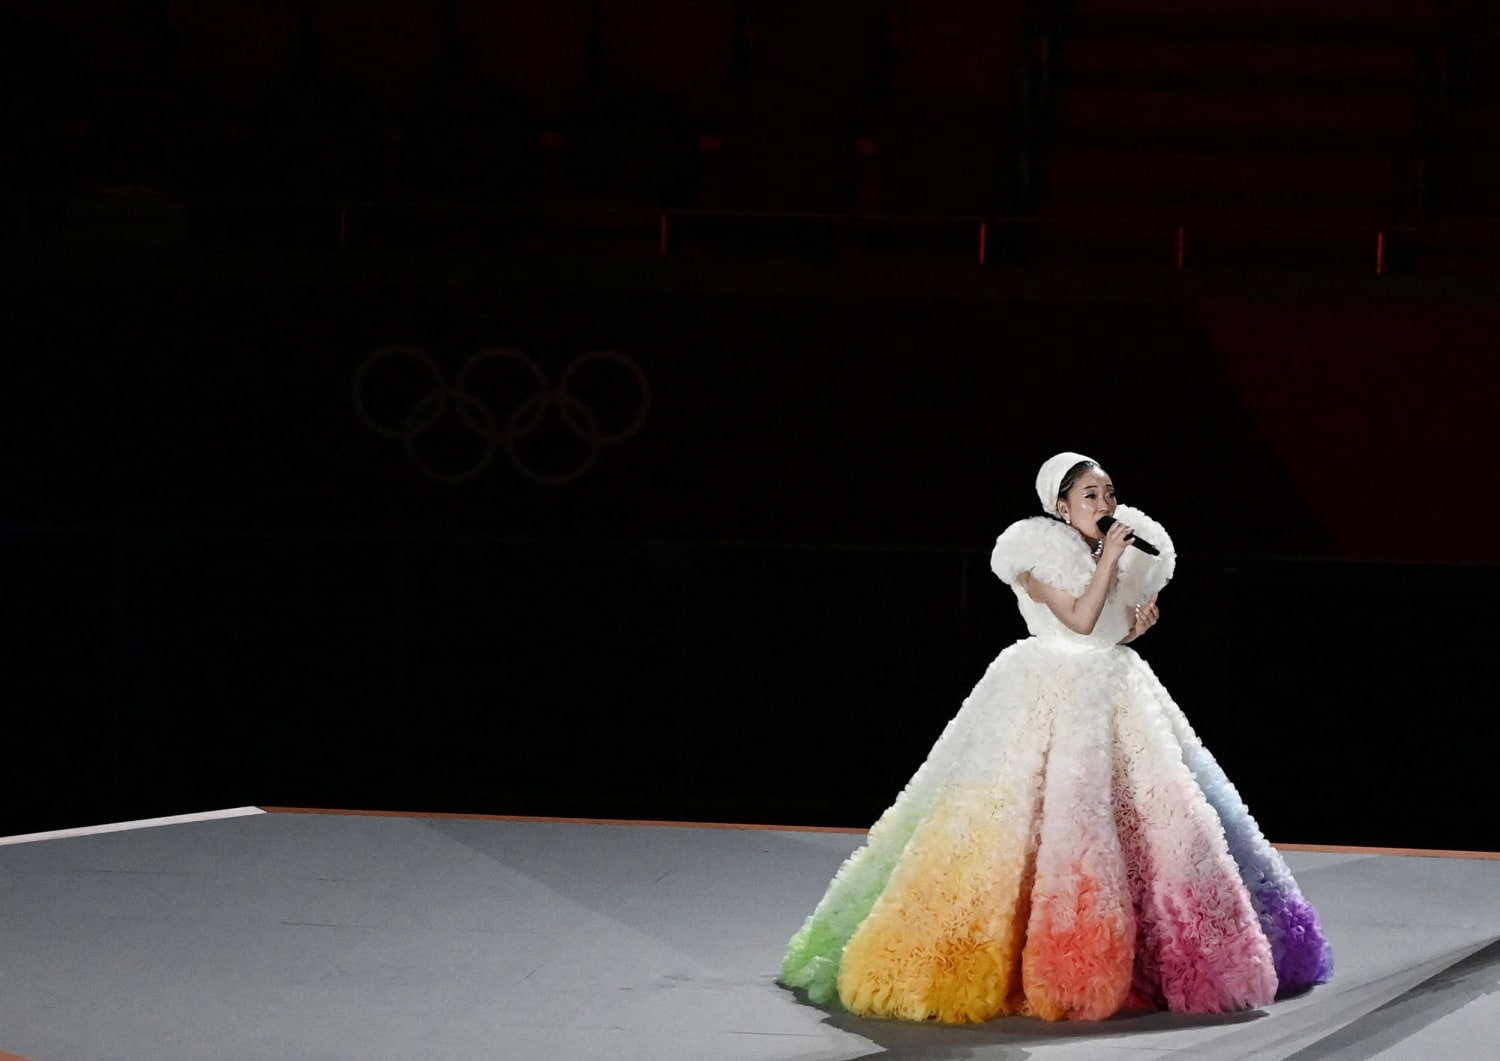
788;986;1265;1061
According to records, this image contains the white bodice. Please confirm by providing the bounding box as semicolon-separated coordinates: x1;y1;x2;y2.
989;505;1176;649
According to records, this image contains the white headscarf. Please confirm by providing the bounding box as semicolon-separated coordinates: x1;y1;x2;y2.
1035;451;1096;515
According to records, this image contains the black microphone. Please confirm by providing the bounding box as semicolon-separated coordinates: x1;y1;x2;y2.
1096;515;1160;555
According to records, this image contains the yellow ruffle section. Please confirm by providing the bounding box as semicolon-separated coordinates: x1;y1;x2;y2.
835;787;1035;1023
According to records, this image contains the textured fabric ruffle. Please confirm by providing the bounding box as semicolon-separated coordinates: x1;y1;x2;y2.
1144;660;1334;993
990;505;1175;607
779;508;1329;1023
778;645;1330;1024
991;507;1176;649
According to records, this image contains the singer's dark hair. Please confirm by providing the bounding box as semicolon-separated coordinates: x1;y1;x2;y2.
1056;460;1100;502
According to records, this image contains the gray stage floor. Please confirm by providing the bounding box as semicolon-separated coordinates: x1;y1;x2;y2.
2;808;1498;1061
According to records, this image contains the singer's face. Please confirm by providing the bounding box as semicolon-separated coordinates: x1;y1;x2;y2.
1060;469;1117;537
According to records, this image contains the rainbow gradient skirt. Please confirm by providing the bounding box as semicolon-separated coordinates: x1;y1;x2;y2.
779;638;1332;1023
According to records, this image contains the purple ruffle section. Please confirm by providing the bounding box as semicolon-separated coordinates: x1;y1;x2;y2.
1175;740;1334;992
1250;879;1335;990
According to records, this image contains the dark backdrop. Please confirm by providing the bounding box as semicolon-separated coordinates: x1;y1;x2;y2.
6;250;1496;852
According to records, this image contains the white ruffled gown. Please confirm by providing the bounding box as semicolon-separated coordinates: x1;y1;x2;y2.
778;505;1332;1023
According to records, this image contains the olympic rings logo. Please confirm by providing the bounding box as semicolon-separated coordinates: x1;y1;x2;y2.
352;346;650;484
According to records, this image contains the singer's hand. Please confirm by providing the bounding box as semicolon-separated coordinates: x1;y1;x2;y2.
1099;518;1134;563
1124;593;1160;642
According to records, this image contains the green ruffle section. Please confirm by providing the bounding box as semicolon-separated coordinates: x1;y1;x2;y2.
778;800;925;1004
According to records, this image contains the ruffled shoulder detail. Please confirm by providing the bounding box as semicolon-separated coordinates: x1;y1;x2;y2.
1114;503;1176;605
990;517;1093;597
